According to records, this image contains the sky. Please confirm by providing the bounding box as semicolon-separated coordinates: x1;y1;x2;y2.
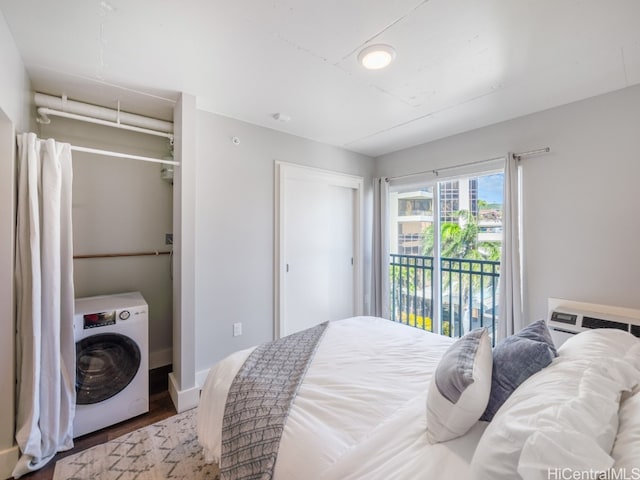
477;173;504;204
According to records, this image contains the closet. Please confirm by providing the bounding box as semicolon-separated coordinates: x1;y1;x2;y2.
37;95;176;370
275;162;363;337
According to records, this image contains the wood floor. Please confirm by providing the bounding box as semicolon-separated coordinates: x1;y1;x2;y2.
15;365;177;480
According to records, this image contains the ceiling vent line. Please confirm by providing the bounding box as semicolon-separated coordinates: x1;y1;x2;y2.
34;93;174;141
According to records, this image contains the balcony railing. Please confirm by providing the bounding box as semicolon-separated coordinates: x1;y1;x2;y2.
390;253;500;343
390;254;434;331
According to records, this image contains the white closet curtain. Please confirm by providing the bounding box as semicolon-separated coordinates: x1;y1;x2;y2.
13;133;75;477
497;152;524;340
371;177;390;318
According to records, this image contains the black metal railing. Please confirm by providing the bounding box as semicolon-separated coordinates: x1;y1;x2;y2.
441;257;500;342
390;254;434;331
390;254;500;342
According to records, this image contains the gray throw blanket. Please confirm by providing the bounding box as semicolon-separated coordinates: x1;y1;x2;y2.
220;322;329;480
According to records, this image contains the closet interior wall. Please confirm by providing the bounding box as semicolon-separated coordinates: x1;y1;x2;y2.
38;116;174;369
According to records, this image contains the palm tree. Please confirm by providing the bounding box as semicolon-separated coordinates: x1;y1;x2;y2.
422;210;500;261
422;210;501;335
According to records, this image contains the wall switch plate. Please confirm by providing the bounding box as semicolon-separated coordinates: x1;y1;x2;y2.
233;322;242;337
165;233;173;245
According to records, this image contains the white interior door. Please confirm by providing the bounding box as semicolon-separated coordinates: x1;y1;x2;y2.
284;177;332;333
277;163;362;337
326;184;355;321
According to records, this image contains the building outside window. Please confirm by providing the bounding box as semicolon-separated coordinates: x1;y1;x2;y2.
389;171;504;340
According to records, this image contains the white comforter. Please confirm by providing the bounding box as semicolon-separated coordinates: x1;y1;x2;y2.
197;316;487;479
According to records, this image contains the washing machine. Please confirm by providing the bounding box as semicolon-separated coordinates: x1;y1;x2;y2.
73;291;149;438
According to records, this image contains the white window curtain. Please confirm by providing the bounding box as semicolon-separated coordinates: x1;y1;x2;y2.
13;133;75;477
371;177;390;318
497;152;524;340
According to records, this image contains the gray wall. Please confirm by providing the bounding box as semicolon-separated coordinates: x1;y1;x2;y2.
39;118;174;368
0;10;31;478
194;111;375;372
169;93;198;411
0;9;31;132
0;113;18;477
376;84;640;323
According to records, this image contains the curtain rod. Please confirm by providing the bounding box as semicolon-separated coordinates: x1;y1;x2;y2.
70;145;179;166
387;147;550;182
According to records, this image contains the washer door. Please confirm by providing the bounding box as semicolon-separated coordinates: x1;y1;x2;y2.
76;333;141;405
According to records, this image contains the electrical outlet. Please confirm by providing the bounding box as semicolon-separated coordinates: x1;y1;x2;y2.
233;322;243;337
165;233;173;245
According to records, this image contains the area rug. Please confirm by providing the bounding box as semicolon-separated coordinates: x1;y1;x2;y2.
53;408;220;479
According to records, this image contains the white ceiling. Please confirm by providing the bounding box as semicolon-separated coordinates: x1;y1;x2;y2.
1;0;639;157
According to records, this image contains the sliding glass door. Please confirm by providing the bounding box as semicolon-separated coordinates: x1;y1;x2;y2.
389;170;504;342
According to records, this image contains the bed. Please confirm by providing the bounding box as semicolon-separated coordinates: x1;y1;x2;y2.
197;316;640;480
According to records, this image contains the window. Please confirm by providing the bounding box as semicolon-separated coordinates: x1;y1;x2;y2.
389;170;504;341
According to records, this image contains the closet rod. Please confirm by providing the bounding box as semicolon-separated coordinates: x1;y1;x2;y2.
387;147;550;181
74;250;171;259
37;107;174;141
70;145;180;166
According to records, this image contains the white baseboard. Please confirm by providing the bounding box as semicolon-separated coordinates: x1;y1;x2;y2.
168;372;200;413
0;444;18;479
149;347;173;369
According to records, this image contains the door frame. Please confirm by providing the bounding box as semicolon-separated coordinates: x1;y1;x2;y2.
274;161;363;339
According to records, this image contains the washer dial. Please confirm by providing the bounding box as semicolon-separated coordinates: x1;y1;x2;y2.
119;310;131;320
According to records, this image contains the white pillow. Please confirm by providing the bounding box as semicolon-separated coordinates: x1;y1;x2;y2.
611;344;640;470
426;328;492;443
558;328;638;359
612;389;640;471
470;355;640;480
517;430;615;480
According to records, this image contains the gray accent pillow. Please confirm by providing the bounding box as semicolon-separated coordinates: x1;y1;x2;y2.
480;320;557;422
435;328;486;403
426;327;493;443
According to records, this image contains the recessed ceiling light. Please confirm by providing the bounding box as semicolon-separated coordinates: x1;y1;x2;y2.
358;44;396;70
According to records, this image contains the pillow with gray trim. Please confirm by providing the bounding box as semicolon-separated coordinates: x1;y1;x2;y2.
480;319;557;422
426;328;492;443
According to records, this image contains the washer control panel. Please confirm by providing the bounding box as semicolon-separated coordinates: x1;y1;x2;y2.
83;311;116;329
